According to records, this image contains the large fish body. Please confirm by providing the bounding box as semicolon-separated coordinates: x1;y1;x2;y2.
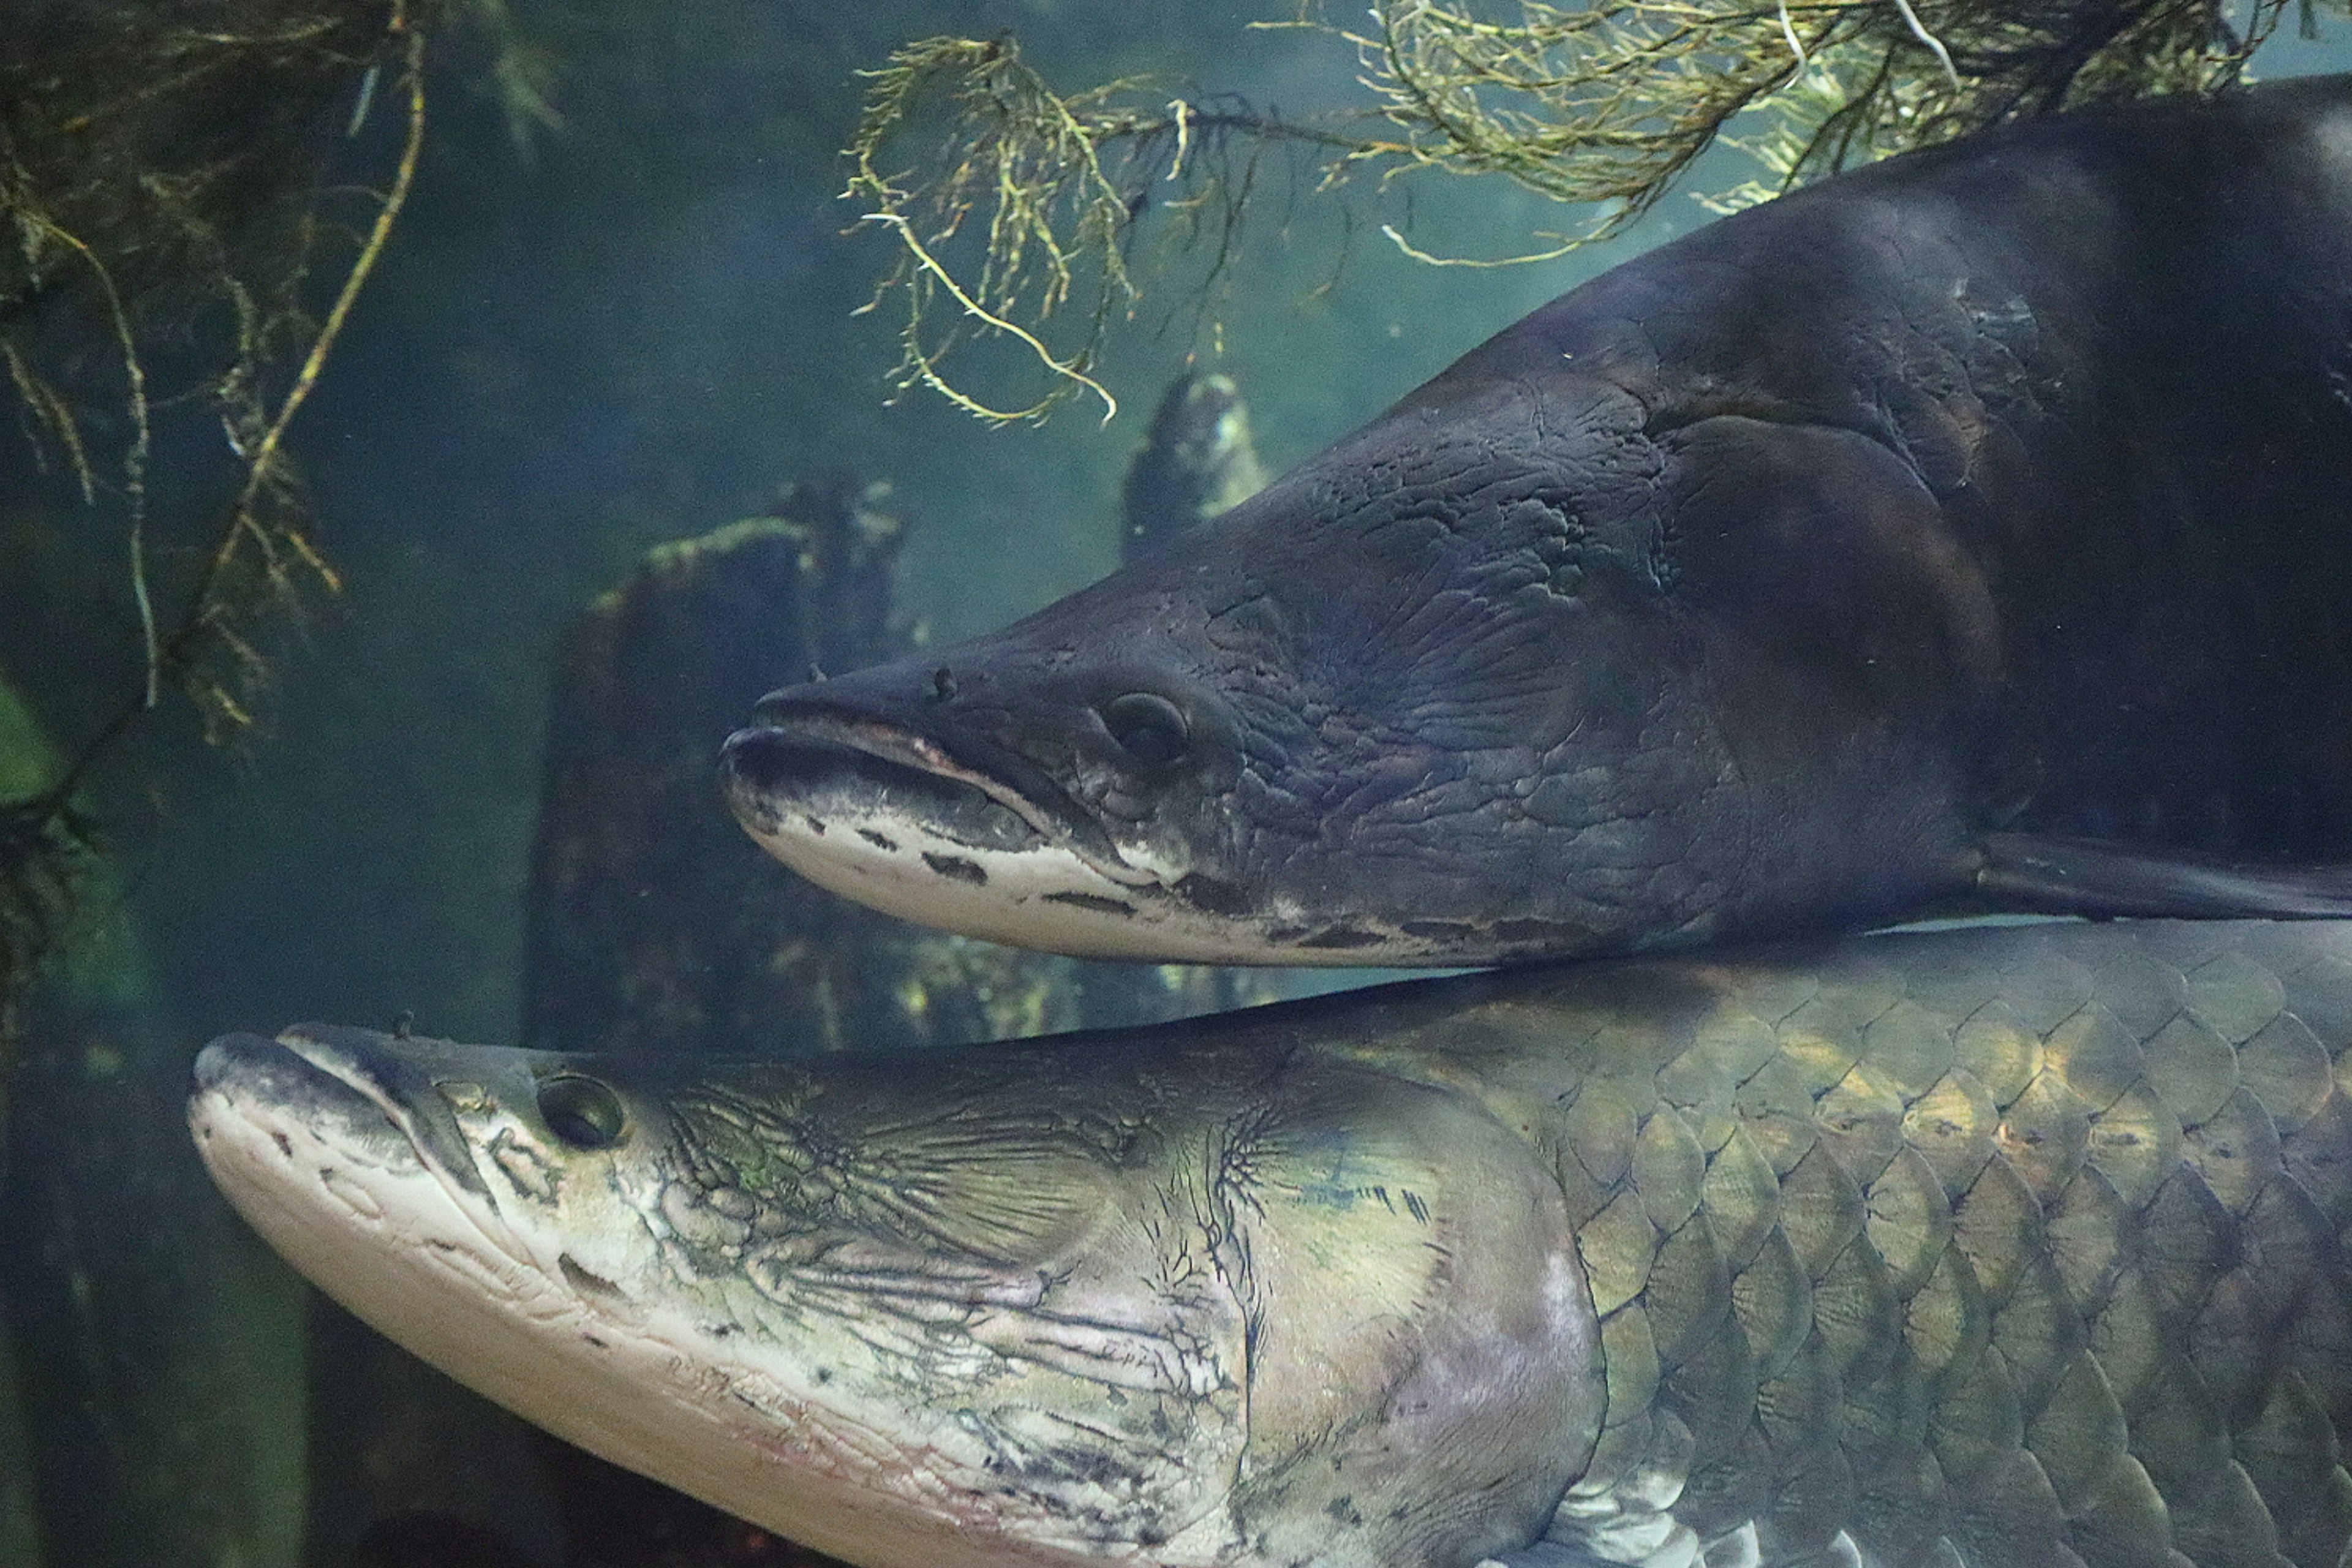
197;918;2352;1568
722;77;2352;967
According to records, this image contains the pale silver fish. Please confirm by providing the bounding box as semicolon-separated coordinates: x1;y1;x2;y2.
193;918;2352;1568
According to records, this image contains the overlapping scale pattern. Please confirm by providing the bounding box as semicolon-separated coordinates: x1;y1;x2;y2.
1482;922;2352;1568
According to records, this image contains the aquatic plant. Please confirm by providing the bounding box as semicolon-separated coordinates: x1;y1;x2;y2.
0;0;555;1065
0;0;404;1072
850;0;2332;423
848;36;1344;424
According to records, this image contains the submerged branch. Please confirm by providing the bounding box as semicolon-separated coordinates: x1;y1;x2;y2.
845;35;1365;424
851;0;2335;419
198;10;424;630
0;0;440;1035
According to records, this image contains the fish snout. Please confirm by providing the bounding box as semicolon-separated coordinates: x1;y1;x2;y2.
720;714;1047;857
191;1031;418;1175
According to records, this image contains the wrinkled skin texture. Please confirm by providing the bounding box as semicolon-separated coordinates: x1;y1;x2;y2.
195;917;2352;1567
724;77;2352;965
190;1012;1597;1568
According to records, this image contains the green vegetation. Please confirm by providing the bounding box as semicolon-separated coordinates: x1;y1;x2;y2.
850;0;2338;424
2;1;424;736
0;0;562;1060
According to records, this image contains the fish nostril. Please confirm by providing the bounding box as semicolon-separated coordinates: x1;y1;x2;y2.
1100;692;1190;768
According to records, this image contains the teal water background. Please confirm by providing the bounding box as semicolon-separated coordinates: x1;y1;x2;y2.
4;5;2351;1564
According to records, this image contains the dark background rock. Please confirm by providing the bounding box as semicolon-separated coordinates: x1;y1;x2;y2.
303;1298;565;1567
1;942;309;1568
0;669;304;1568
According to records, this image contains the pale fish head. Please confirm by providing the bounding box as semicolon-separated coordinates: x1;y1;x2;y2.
190;1019;1599;1567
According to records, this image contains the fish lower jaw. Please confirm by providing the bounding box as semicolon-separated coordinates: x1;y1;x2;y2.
737;808;1215;962
741;809;1467;966
191;1081;543;1327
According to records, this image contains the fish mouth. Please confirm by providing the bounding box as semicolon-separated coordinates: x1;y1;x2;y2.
199;1028;504;1195
192;1031;429;1184
190;1028;526;1271
720;702;1250;961
189;1028;566;1387
720;712;1072;862
720;695;1524;966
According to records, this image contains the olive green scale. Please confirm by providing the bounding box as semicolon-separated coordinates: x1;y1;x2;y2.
1361;921;2352;1568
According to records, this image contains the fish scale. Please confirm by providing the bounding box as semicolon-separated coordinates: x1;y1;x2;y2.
193;918;2352;1568
1510;922;2352;1568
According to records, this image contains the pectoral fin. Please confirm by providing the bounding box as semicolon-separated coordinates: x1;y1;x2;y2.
1480;1522;1769;1568
1975;832;2352;919
1475;1542;1605;1568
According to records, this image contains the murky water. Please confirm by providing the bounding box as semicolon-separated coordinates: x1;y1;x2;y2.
4;3;2350;1564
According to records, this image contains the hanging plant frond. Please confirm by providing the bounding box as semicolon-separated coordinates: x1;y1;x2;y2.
0;0;497;1049
845;34;1364;424
848;0;2332;419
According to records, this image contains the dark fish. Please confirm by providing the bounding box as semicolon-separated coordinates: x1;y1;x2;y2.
193;916;2352;1567
722;77;2352;966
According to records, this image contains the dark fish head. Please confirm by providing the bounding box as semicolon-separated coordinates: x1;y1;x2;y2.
724;371;1848;965
726;349;2001;965
720;571;1286;960
191;1016;1599;1566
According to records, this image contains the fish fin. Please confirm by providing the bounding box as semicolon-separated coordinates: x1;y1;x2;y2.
1475;1545;1607;1568
1976;832;2352;918
1479;1524;1740;1568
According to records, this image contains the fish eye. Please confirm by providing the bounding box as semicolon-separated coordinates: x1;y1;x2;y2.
538;1076;627;1150
1099;692;1189;767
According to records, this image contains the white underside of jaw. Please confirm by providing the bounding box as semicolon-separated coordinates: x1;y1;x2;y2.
741;801;1433;967
188;1068;1144;1568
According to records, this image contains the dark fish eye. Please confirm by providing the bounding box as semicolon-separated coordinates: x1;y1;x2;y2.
1100;692;1189;767
538;1076;627;1150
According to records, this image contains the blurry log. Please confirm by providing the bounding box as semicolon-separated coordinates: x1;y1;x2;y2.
0;1287;34;1568
522;475;1081;1058
1120;371;1268;560
301;1297;564;1568
2;973;314;1568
